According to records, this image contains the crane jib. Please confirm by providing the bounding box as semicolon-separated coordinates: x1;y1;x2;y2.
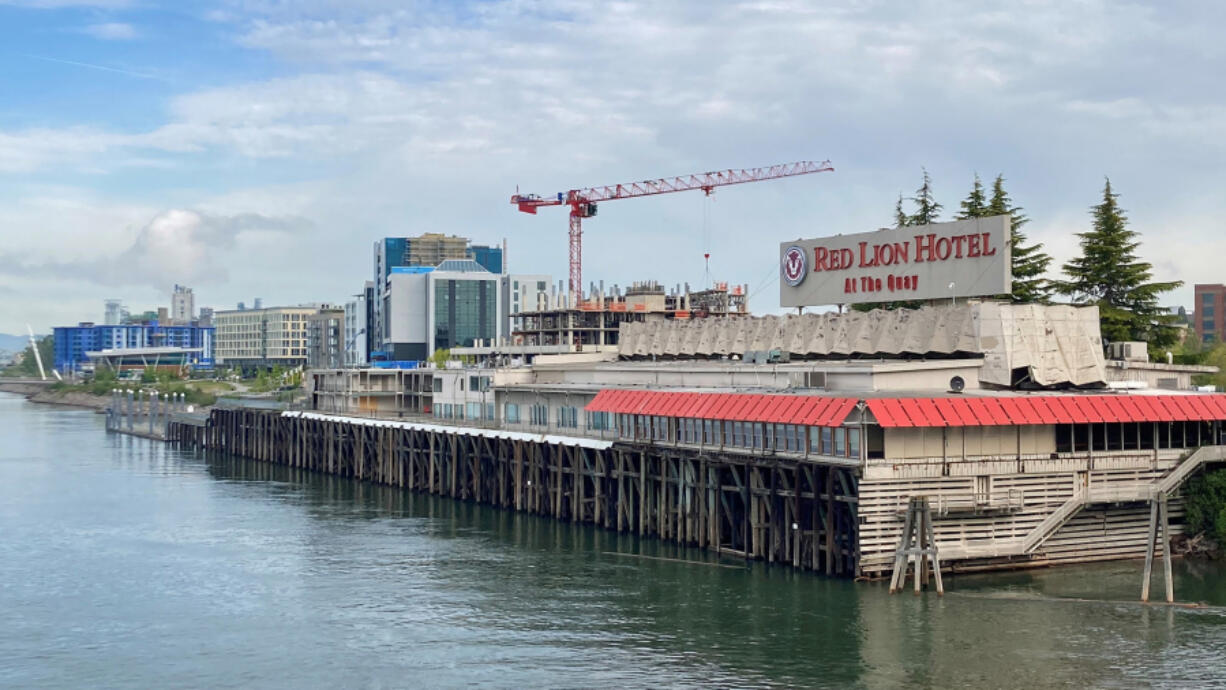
511;160;833;296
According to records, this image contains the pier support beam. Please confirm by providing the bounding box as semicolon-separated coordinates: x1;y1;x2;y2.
1141;492;1175;603
889;496;944;595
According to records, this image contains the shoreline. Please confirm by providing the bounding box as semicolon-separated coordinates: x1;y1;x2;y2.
0;382;110;412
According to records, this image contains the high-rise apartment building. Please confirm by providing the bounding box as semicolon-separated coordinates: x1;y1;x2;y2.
1195;284;1226;344
103;299;126;326
171;284;195;323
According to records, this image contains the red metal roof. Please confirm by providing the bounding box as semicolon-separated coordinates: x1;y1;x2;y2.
583;390;858;426
865;393;1226;428
586;390;1226;429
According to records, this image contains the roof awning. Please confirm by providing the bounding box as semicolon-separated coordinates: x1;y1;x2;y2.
584;390;859;426
865;394;1226;428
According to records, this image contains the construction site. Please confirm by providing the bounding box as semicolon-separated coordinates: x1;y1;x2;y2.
512;280;749;348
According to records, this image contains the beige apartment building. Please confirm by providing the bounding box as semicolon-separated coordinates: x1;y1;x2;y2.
214;305;320;371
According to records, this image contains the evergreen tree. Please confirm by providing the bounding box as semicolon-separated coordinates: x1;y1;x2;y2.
857;170;941;312
1055;178;1182;350
907;168;942;226
956;173;987;219
983;175;1052;303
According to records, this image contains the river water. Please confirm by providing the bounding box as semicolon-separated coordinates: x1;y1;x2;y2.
3;392;1226;689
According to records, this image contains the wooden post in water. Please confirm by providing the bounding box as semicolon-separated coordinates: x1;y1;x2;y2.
889;496;944;595
1141;491;1175;603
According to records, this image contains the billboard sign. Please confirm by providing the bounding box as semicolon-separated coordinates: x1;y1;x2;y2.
779;215;1011;307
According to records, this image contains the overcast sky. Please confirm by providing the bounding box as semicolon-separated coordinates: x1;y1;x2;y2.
1;0;1222;333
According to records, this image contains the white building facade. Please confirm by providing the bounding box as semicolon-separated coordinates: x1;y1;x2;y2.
383;260;502;362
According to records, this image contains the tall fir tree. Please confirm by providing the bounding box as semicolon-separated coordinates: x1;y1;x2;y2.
956;174;1053;303
907;168;942;226
1055;178;1183;350
858;170;941;312
956;173;987;219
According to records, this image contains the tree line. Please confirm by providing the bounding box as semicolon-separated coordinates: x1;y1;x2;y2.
871;170;1183;349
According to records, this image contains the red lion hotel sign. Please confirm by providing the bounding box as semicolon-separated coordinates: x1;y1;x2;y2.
780;215;1012;307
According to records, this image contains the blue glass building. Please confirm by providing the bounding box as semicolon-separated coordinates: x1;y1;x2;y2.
53;322;215;373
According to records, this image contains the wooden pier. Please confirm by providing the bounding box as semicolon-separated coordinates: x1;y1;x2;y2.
170;409;862;576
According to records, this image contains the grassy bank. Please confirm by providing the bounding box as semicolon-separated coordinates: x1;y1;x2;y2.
51;376;232;407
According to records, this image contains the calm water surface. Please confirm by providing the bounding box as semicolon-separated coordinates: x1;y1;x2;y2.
3;392;1226;689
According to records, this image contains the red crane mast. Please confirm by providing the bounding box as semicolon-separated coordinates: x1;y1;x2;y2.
511;160;834;296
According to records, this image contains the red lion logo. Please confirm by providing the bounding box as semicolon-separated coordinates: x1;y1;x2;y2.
783;246;806;286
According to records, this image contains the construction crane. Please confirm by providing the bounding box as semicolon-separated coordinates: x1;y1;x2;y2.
511;160;834;296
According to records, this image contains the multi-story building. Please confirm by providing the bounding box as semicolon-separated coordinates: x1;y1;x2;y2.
382;259;502;361
53;322;214;373
501;274;551;340
306;306;345;370
1195;284;1226;344
103;299;126;326
344;283;373;367
372;234;505;350
171;285;195;324
213;305;320;371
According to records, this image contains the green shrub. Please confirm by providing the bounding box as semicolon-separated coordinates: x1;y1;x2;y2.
1184;469;1226;544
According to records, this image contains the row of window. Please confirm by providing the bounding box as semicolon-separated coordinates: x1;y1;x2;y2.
1054;420;1219;453
504;403;582;429
432;402;495;421
615;414;861;459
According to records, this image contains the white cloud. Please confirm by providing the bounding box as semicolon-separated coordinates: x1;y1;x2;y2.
81;22;137;40
2;0;1225;328
0;209;313;289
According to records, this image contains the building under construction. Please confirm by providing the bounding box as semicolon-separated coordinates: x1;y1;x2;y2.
513;280;748;348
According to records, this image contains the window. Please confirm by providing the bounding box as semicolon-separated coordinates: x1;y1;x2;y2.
1204;293;1216;303
848;428;860;459
703;420;714;444
432;378;442;392
586;411;613;431
753;423;764;450
558;406;578;428
486;403;495;420
822;427;833;455
467;402;482;420
834;428;846;456
505;403;520;423
530;404;548;426
1204;306;1216;318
